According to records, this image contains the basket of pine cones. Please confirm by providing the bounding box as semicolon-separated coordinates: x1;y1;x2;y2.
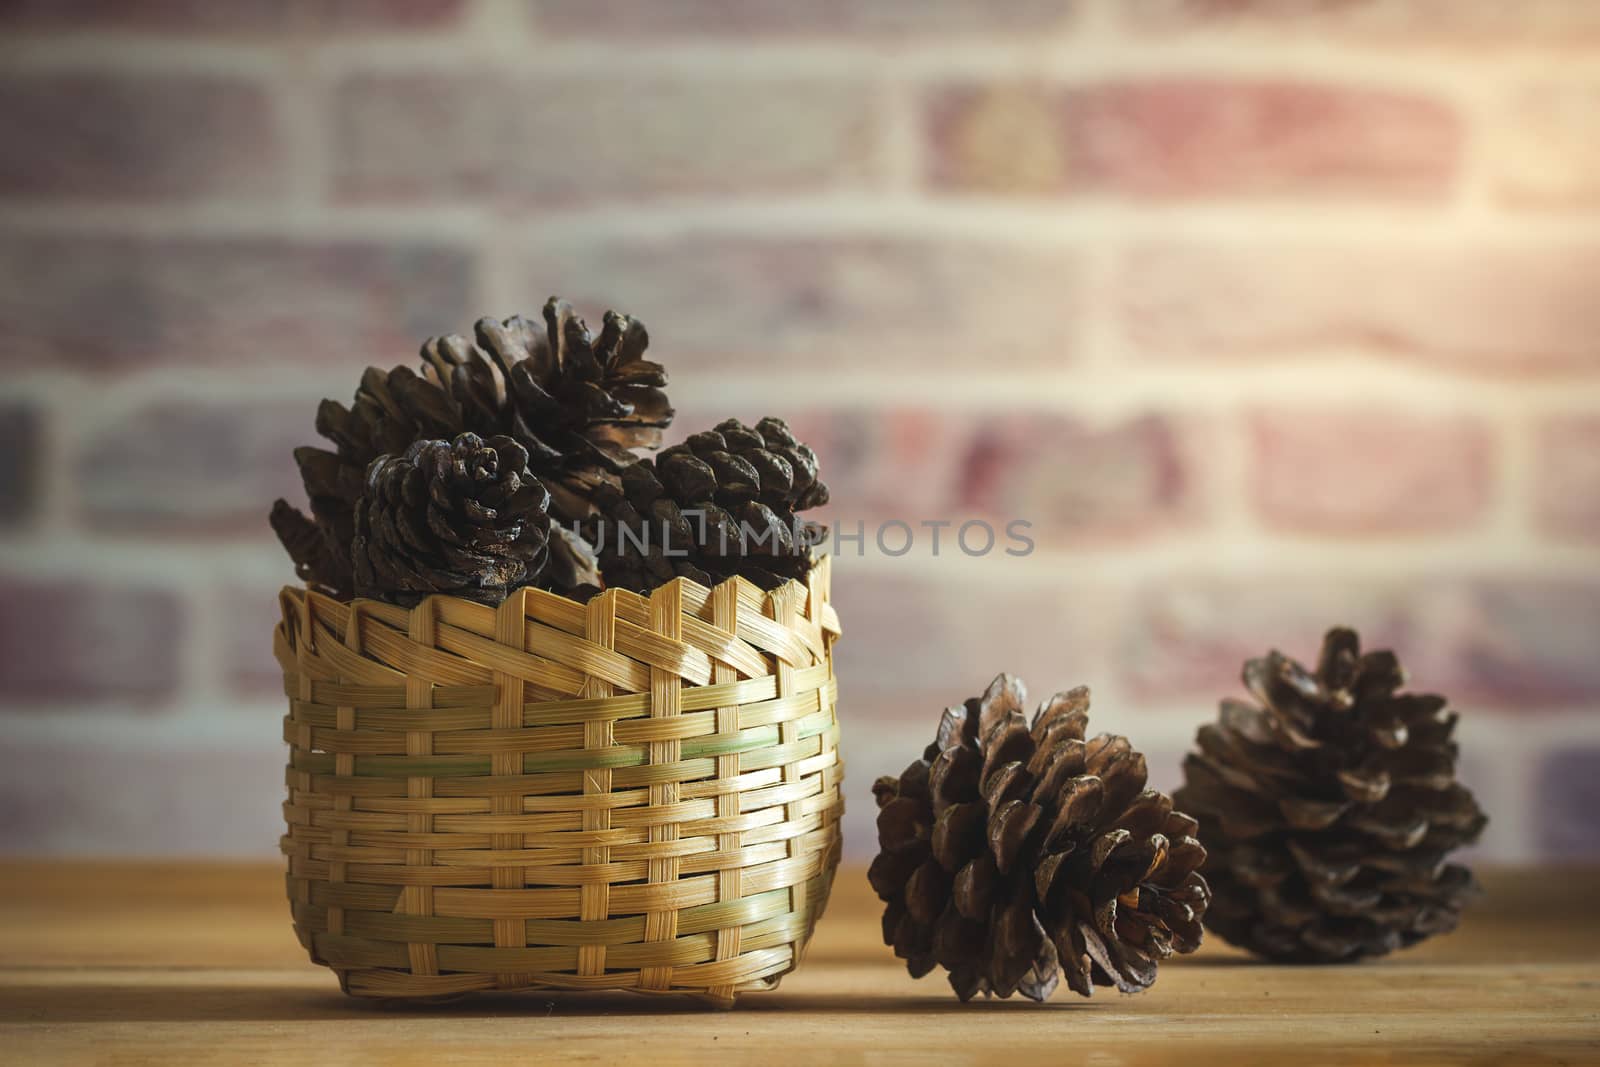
271;299;842;1005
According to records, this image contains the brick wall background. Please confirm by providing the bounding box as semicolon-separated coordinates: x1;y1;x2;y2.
1;0;1597;862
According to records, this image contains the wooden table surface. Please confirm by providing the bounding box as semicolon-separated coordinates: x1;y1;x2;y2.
2;861;1597;1066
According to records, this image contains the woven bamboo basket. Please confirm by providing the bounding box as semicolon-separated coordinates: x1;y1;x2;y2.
275;555;842;1006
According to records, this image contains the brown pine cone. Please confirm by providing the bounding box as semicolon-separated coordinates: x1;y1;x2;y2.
870;675;1210;1001
318;364;462;470
271;296;665;598
656;416;829;514
594;417;830;593
460;299;672;522
351;433;552;606
1172;627;1487;963
277;365;474;599
269;498;346;595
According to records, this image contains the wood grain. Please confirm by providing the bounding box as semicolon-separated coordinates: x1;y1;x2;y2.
3;861;1598;1065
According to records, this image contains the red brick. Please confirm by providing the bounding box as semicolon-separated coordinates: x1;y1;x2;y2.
1493;82;1600;209
0;73;281;201
1130;578;1600;711
1120;242;1600;375
1427;580;1600;707
1119;578;1418;703
0;233;475;372
528;0;1075;37
220;583;291;698
330;73;508;201
0;402;42;525
332;73;884;204
927;80;1459;198
78;398;315;535
1250;410;1491;533
832;572;1118;709
0;740;284;855
0;577;183;707
1123;0;1600;44
1535;415;1600;539
955;412;1200;544
526;235;1082;373
1535;747;1600;860
520;77;884;204
0;0;466;33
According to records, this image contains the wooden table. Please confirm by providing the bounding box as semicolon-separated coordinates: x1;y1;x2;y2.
3;862;1597;1065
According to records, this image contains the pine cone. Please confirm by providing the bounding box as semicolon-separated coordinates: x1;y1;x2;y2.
594;417;830;593
271;296;664;598
276;365;475;599
1172;627;1487;963
545;524;603;602
268;498;345;596
351;433;553;606
458;299;672;522
870;675;1210;1002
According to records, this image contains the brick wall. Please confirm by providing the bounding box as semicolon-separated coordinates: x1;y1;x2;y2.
1;0;1596;861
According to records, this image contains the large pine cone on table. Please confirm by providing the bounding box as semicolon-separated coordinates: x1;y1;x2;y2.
870;675;1210;1001
351;433;553;606
593;416;830;593
1172;627;1487;963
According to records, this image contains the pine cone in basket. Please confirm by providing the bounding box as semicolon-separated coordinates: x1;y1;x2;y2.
269;498;348;596
593;417;830;593
1172;627;1487;963
870;674;1210;1001
457;300;672;522
351;432;553;606
271;297;668;598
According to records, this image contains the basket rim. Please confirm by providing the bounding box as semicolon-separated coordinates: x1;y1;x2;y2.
280;554;838;635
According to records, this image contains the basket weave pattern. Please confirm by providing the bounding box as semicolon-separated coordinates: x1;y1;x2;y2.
276;557;842;1004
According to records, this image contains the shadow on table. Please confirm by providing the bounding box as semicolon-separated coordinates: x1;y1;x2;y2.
1165;953;1265;968
4;980;1093;1023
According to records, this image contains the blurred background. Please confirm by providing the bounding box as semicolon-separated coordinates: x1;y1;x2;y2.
1;0;1597;865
